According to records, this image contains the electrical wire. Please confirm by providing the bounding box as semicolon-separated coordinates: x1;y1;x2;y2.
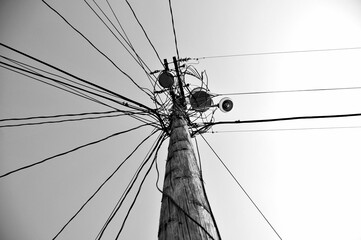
1;54;119;100
52;128;158;240
0;57;120;110
0;113;132;128
0;61;159;127
194;112;361;135
95;132;165;239
0;60;155;118
194;136;222;240
214;86;361;96
194;46;361;60
125;0;164;66
0;63;120;111
0;123;150;179
1;63;161;129
103;0;159;89
86;0;156;83
1;43;165;127
168;0;180;59
0;110;124;122
114;132;166;239
41;0;153;99
200;135;283;240
205;125;361;133
0;43;155;113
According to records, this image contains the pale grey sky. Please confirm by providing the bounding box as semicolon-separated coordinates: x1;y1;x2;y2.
1;0;361;240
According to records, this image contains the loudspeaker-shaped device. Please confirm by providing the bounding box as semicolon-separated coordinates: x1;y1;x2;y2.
219;97;233;112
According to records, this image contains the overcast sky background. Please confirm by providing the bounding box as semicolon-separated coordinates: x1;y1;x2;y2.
1;0;361;239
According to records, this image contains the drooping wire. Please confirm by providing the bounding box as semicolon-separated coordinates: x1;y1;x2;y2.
200;135;283;240
167;0;180;59
0;123;150;179
194;46;361;60
42;0;154;99
52;128;159;240
95;131;165;239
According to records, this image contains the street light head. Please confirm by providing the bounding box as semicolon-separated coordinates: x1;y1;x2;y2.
158;71;174;88
219;97;233;112
189;88;213;112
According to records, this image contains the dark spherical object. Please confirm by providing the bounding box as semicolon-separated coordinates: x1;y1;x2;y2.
158;71;174;88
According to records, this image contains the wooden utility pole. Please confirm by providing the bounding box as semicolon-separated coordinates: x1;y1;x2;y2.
158;108;221;238
158;112;220;240
157;57;220;240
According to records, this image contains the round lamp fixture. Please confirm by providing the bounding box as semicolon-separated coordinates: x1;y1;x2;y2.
158;71;174;88
189;88;213;112
219;97;233;112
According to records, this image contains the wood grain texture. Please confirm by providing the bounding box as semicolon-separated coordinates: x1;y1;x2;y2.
158;113;220;240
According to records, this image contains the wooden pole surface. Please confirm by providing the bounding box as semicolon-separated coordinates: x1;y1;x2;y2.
158;112;220;240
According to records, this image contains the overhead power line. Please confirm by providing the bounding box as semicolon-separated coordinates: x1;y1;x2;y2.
168;0;180;59
0;124;150;179
194;46;361;60
95;132;166;240
206;125;361;133
201;135;283;240
0;43;155;113
42;0;153;99
0;110;122;122
52;129;159;240
195;112;361;135
215;86;361;96
125;0;164;66
114;133;166;239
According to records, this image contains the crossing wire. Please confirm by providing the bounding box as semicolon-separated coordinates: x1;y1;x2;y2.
42;0;153;99
0;43;155;113
0;60;160;127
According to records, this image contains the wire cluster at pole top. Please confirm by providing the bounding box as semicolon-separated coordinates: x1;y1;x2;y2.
150;57;233;136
